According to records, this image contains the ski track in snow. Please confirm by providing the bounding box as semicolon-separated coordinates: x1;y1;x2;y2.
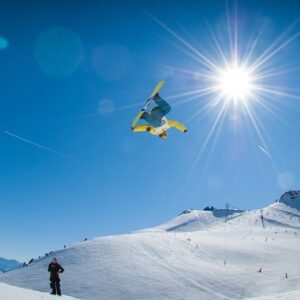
0;193;300;300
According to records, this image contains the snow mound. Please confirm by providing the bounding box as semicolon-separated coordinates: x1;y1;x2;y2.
278;191;300;210
0;283;80;300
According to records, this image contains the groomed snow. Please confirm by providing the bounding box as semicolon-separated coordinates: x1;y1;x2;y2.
0;282;80;300
244;289;300;300
1;193;299;300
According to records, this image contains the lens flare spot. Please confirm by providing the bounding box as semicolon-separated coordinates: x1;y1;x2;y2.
0;36;9;50
35;27;84;77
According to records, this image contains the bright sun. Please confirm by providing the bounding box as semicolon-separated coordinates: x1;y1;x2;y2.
151;9;300;189
215;64;255;103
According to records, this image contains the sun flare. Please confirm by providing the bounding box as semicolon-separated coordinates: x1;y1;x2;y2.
150;10;300;196
215;63;256;103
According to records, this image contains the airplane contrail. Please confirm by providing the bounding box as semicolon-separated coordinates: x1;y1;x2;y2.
258;145;271;158
4;130;77;161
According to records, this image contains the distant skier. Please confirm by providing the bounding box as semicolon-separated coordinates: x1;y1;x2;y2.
260;210;265;228
48;257;64;296
132;93;187;140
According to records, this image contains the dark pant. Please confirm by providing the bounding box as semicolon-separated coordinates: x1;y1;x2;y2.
151;94;171;117
50;276;61;295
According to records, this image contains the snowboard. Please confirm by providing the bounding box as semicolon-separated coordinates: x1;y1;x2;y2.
131;80;165;128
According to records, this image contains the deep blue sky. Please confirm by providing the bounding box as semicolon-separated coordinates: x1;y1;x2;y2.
1;0;300;261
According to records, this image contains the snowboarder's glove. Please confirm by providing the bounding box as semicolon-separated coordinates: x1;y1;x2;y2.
184;129;187;133
146;127;151;132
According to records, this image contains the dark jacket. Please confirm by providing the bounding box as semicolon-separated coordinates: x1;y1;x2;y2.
48;262;64;279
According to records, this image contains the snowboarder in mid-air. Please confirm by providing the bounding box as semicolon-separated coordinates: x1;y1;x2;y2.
131;81;187;140
48;257;64;296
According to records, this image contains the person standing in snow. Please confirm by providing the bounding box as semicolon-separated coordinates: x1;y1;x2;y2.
48;257;64;296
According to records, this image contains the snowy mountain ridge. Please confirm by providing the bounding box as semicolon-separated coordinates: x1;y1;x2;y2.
0;191;300;300
0;258;22;273
278;190;300;210
140;207;244;233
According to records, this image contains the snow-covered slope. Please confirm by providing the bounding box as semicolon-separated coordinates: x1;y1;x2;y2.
0;283;80;300
145;208;244;232
244;290;300;300
0;258;22;273
1;192;300;300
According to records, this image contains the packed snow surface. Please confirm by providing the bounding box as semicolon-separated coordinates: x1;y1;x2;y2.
1;192;300;300
0;283;80;300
